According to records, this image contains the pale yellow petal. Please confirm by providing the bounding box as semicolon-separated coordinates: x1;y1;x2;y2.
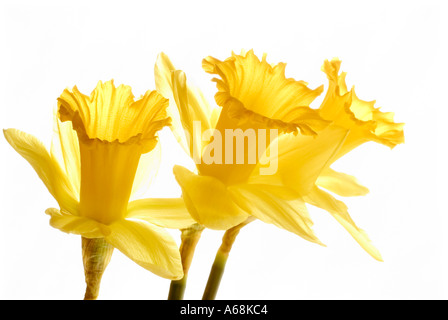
229;184;322;244
250;125;349;196
126;197;196;229
209;106;222;129
45;208;109;238
104;219;183;280
304;186;382;261
171;69;212;160
155;52;191;156
173;165;249;230
155;52;214;159
50;115;81;200
129;140;161;201
4;129;79;214
316;167;369;197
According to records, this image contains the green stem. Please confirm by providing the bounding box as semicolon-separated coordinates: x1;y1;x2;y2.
168;224;204;300
202;217;255;300
168;276;188;300
202;250;228;300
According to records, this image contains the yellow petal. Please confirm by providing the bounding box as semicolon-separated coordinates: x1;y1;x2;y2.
155;53;190;156
170;69;213;160
316;167;369;197
4;129;79;214
173;165;249;230
50;115;81;200
229;184;323;245
250;125;349;196
57;80;171;152
45;208;110;238
304;186;383;261
155;52;214;159
129;140;161;201
104;219;183;280
126;197;196;229
203;50;328;136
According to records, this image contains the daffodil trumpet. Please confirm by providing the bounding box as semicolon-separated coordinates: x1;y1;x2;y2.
155;50;404;299
4;80;196;299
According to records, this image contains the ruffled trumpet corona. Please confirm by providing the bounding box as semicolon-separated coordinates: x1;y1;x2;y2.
155;50;404;298
4;80;196;299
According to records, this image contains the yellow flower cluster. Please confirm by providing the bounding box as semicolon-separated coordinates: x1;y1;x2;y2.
3;50;404;299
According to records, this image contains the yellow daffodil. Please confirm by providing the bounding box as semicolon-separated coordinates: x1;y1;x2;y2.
4;80;196;299
252;59;405;260
155;50;404;264
155;50;333;299
156;51;331;241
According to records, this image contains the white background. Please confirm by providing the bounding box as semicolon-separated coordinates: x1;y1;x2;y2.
0;0;447;300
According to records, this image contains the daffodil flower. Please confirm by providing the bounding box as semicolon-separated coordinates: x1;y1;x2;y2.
4;80;196;299
156;51;340;246
251;58;405;261
156;51;331;239
155;51;404;299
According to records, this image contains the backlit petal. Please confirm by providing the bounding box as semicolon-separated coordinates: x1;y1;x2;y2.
250;125;349;196
155;53;190;156
45;208;109;238
104;219;183;280
50;115;81;200
4;129;79;214
155;52;214;160
170;69;213;160
173;165;249;230
304;186;382;261
316;167;369;197
126;197;196;229
129;140;161;201
229;184;322;244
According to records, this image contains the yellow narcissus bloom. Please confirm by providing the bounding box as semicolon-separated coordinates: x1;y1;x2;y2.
4;80;196;296
251;58;405;260
156;50;332;242
155;50;404;262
